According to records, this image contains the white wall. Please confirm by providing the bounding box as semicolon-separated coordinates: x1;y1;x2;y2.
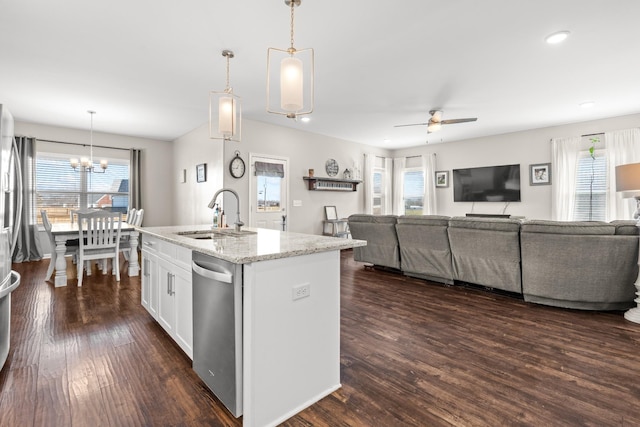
221;119;390;235
171;124;224;225
391;113;640;219
15;120;174;226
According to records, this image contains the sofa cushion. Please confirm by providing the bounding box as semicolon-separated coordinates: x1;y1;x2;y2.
521;220;614;235
397;215;450;226
448;216;522;232
610;220;640;235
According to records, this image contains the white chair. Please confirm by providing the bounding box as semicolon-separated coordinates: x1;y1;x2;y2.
126;208;137;224
76;211;122;287
121;208;144;262
133;208;144;226
41;210;79;281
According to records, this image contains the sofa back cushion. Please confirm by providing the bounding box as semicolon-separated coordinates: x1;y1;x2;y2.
521;220;614;235
396;215;453;282
348;215;400;269
447;217;522;293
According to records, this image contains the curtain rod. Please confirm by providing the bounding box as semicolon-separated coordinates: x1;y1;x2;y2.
36;138;131;152
581;132;604;138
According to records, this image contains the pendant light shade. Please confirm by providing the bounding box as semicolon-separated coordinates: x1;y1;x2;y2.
210;50;241;142
267;0;314;119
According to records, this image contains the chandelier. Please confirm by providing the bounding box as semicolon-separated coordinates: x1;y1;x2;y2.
70;110;107;173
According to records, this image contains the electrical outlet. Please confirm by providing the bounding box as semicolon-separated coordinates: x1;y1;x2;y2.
292;283;311;301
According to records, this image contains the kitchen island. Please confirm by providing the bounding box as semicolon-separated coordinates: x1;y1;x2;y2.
138;224;365;427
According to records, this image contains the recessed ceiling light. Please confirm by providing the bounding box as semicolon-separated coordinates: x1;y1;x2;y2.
546;30;570;44
384;138;391;143
580;101;595;108
300;117;311;123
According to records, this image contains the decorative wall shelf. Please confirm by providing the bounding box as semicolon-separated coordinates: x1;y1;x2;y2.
303;176;362;192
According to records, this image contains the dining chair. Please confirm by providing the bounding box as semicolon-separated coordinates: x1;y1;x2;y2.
76;211;122;287
121;208;144;262
126;208;137;224
133;208;144;226
41;210;79;281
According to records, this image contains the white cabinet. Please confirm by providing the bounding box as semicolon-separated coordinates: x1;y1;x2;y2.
141;234;193;359
141;250;159;319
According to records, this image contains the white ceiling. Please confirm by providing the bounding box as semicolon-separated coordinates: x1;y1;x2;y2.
1;0;639;149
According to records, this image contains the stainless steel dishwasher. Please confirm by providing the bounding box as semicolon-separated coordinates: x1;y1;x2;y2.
192;252;243;417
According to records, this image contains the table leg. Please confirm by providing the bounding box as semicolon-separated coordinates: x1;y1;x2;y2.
128;231;140;277
54;236;69;287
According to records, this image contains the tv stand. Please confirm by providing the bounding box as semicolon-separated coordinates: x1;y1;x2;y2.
466;213;511;219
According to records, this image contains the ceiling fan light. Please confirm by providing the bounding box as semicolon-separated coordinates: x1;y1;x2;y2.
427;122;442;133
431;110;443;122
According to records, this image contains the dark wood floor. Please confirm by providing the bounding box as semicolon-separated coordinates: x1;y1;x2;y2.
2;252;640;426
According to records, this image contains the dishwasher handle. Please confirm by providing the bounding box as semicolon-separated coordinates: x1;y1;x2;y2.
192;261;233;284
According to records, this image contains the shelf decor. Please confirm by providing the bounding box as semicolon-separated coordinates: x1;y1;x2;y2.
303;176;361;192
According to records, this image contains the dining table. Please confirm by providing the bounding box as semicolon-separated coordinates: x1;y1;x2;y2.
50;221;140;287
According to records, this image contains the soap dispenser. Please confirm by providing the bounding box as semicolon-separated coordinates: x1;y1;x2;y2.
213;204;219;228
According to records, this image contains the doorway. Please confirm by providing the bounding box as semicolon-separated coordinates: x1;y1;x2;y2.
249;154;289;230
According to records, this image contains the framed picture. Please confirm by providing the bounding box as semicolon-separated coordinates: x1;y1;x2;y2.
196;163;207;183
530;163;551;186
324;205;338;220
435;171;449;188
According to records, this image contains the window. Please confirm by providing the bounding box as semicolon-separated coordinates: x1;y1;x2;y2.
36;151;130;224
573;149;607;221
372;168;384;215
403;169;424;215
254;158;286;214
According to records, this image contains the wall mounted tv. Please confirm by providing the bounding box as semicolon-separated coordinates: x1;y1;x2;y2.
453;164;521;202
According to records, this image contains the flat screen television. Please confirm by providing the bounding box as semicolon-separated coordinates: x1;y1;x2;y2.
453;164;521;202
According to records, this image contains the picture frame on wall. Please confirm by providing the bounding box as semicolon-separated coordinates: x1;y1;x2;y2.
435;171;449;188
529;163;551;186
196;163;207;183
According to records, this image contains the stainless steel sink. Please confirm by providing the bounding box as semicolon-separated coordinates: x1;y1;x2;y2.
176;229;256;239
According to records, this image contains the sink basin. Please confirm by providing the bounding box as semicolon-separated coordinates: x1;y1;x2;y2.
176;229;257;239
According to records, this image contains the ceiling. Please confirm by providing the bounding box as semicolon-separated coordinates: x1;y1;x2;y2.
2;1;639;149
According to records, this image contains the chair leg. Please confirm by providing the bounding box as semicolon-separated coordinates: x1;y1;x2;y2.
77;258;84;287
102;259;108;275
115;255;120;282
85;260;92;276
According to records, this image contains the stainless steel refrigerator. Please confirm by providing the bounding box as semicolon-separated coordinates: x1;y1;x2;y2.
0;104;22;371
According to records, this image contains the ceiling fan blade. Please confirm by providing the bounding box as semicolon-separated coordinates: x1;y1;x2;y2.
394;122;429;128
440;118;478;125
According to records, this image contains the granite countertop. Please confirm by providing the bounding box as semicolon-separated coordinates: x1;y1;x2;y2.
138;224;366;264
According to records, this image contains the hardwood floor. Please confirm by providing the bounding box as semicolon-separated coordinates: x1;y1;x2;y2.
2;252;640;426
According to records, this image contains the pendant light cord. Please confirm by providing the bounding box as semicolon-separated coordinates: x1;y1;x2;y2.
226;54;231;92
289;1;295;51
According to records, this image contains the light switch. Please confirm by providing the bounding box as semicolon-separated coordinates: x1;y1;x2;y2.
293;200;302;207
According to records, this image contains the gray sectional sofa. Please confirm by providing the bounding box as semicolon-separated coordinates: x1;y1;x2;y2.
348;214;639;311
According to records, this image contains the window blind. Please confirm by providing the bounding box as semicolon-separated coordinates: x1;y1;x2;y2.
573;151;607;221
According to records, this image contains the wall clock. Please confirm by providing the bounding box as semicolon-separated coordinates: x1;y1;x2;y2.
325;158;339;177
229;151;246;178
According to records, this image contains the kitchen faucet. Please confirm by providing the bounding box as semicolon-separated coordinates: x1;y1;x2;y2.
208;188;244;232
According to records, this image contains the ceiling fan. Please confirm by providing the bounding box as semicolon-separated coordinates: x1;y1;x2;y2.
395;110;477;133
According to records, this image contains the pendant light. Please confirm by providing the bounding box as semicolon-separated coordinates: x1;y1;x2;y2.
70;110;107;173
267;0;314;119
210;50;241;142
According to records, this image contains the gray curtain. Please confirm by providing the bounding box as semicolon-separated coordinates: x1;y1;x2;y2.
12;136;43;262
130;149;141;209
